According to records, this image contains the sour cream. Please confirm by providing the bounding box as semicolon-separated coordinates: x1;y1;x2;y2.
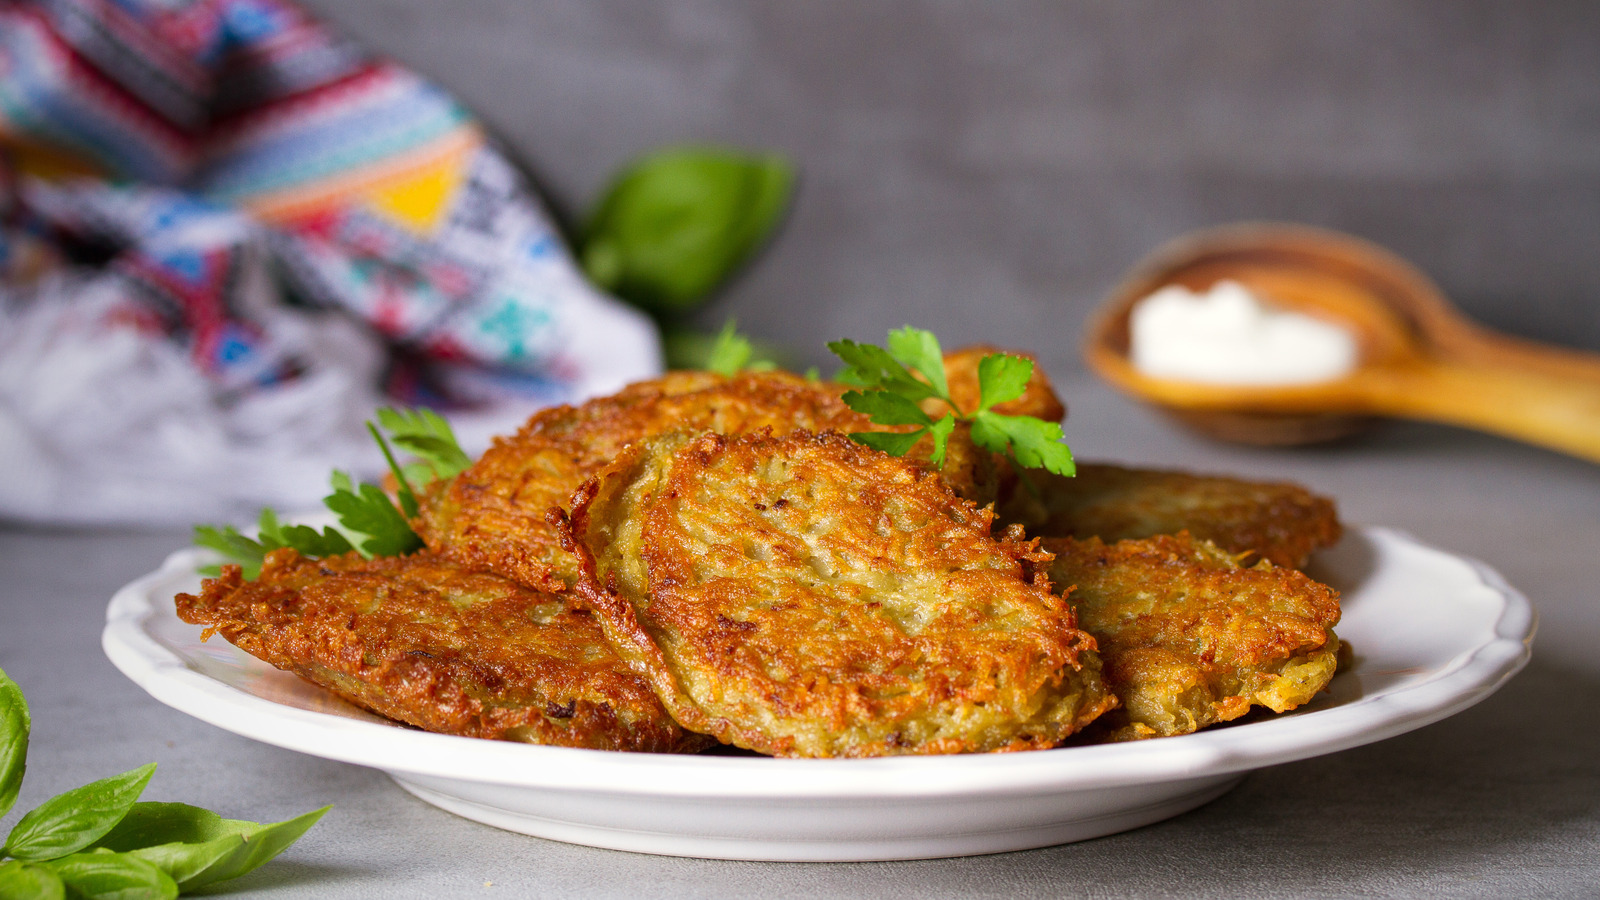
1128;280;1358;385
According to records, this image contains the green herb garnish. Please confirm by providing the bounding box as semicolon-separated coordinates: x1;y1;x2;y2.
374;407;472;485
828;326;1076;476
195;407;468;576
194;508;354;580
704;319;779;376
0;667;326;897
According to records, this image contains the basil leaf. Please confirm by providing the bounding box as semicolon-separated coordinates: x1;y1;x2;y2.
0;667;29;820
886;327;947;398
44;851;176;900
90;802;224;851
4;763;154;861
840;389;935;427
0;860;65;900
848;430;926;457
164;806;327;891
975;353;1032;412
92;802;328;891
581;147;794;314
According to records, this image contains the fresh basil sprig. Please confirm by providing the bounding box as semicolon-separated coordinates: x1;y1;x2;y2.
0;667;326;897
580;147;795;316
829;326;1076;477
194;406;469;576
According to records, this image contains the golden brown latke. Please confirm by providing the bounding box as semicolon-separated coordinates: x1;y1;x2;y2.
1043;533;1341;742
418;368;1004;592
1002;462;1342;568
175;549;712;753
559;430;1115;758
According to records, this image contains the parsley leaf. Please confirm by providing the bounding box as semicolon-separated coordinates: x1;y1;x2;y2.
828;326;1075;476
193;510;352;579
194;407;464;575
886;326;949;399
705;319;751;375
847;430;927;457
374;408;471;482
700;319;780;376
970;411;1075;476
324;471;423;559
838;389;934;427
826;339;938;402
976;353;1032;412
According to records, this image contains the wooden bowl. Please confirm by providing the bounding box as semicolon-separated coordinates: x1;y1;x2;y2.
1084;222;1600;461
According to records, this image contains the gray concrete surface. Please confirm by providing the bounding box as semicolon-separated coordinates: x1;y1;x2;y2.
3;379;1599;898
297;0;1600;375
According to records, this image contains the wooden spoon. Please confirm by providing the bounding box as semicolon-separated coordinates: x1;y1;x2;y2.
1084;222;1600;462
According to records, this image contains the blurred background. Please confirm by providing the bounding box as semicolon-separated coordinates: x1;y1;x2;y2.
298;0;1600;377
4;0;1599;525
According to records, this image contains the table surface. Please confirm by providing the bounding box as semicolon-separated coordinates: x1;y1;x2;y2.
3;378;1597;899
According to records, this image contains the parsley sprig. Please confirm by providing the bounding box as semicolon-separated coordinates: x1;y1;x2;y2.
0;667;326;897
828;327;1076;476
194;407;470;577
704;319;777;376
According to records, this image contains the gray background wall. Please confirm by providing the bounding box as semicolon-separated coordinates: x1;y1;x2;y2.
299;0;1600;377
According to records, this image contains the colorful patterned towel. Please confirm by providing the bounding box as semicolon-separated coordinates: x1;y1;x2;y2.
0;0;659;525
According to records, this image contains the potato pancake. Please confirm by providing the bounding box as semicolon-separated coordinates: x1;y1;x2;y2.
560;430;1114;758
175;549;712;753
418;368;1006;592
1043;534;1341;742
1003;463;1342;568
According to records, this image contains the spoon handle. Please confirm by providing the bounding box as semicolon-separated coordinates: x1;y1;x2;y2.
1364;355;1600;463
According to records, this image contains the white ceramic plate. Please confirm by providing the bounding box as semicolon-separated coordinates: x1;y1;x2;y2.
103;527;1533;861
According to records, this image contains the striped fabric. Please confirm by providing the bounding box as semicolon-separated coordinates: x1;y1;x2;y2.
0;0;656;406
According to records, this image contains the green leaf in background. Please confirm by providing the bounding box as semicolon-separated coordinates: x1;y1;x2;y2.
0;667;29;820
703;319;755;376
95;802;330;892
581;146;795;315
666;323;785;373
0;860;65;900
43;851;176;900
3;764;154;861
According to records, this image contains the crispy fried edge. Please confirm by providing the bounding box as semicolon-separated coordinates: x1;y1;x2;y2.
175;550;712;753
1046;534;1341;742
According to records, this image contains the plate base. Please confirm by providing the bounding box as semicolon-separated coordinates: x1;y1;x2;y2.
389;771;1245;861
